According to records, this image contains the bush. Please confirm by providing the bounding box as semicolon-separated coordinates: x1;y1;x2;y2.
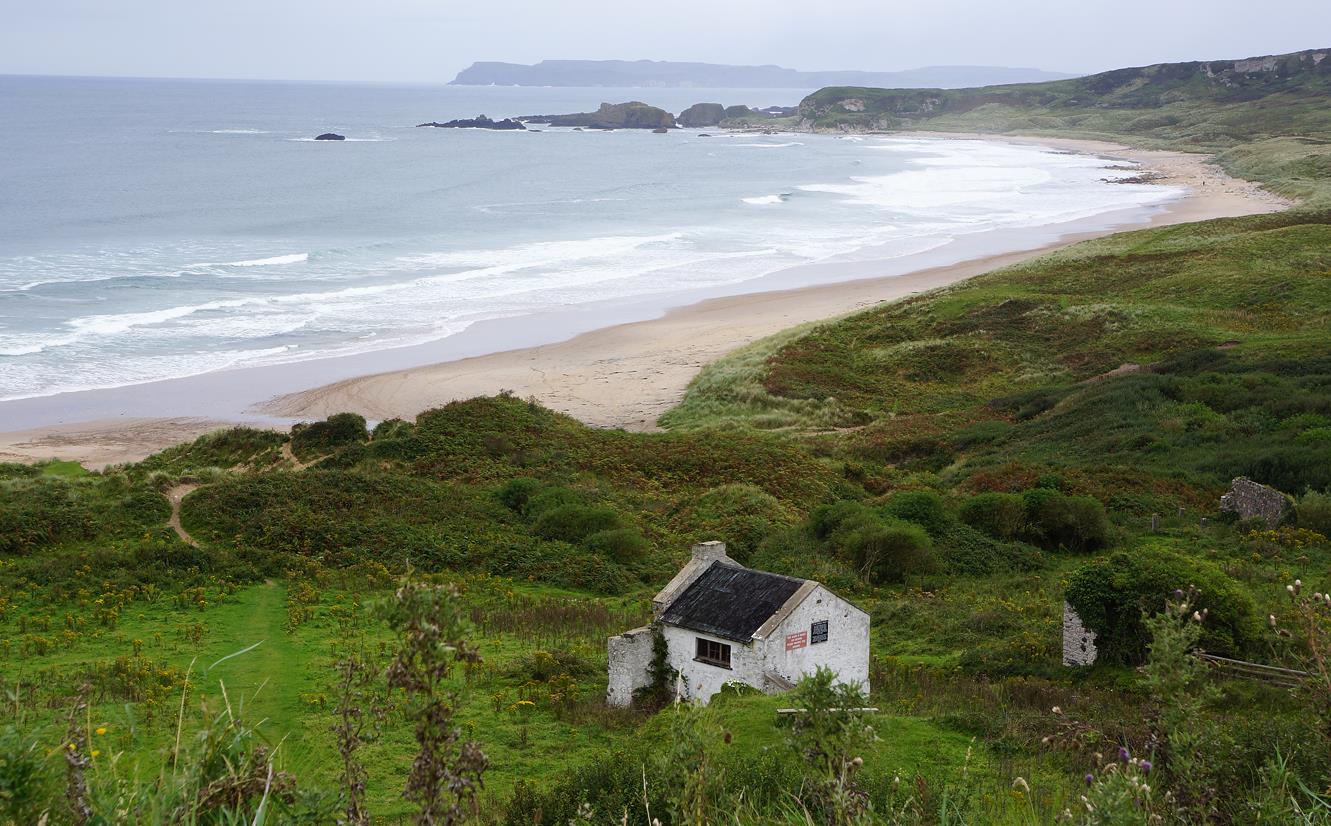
532;504;623;544
290;412;369;459
810;500;873;539
1021;489;1111;552
881;490;951;535
936;522;1043;576
497;477;543;513
523;486;582;518
1296;490;1331;535
1065;545;1258;665
371;417;414;440
686;483;792;563
835;517;935;584
959;492;1026;540
584;528;650;563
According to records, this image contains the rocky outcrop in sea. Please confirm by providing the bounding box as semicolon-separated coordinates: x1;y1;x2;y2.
520;101;675;129
416;115;526;130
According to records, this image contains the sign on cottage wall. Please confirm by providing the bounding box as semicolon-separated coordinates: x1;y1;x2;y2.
785;631;808;651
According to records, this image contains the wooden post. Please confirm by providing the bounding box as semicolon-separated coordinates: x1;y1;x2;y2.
1151;513;1159;531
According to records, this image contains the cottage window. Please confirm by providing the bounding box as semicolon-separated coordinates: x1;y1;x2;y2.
811;620;829;644
695;637;732;668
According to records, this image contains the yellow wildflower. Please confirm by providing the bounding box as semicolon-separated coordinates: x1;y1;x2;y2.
95;727;107;736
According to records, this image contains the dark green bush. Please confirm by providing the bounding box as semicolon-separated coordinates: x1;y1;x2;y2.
936;522;1043;576
1065;545;1258;664
290;412;369;459
532;504;623;544
584;528;650;563
1295;490;1331;535
959;492;1027;540
497;477;543;513
835;517;935;584
881;489;951;535
523;486;582;517
370;417;414;440
1021;489;1111;552
0;479;97;554
810;500;873;539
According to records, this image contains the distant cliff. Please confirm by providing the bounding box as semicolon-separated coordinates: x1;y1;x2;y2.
449;60;1077;89
796;47;1331;144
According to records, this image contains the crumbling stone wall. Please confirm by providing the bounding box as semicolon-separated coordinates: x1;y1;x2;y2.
1219;477;1291;526
1062;602;1098;667
606;626;655;707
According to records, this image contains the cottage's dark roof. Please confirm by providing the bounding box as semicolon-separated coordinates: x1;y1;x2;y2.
659;562;805;642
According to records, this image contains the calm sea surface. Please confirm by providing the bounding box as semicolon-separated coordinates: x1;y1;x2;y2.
0;76;1180;403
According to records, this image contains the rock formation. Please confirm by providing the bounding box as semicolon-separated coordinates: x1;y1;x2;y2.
678;103;726;127
416;115;526;130
314;133;345;141
520;101;676;130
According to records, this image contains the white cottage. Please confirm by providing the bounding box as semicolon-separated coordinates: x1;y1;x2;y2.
607;541;870;706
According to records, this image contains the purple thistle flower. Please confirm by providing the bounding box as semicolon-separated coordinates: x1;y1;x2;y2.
1085;773;1095;786
1139;759;1152;773
1118;746;1131;762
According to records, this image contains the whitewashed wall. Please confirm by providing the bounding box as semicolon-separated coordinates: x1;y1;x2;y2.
661;625;766;703
762;585;870;694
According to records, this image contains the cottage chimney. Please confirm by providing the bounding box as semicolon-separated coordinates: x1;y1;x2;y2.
692;541;728;562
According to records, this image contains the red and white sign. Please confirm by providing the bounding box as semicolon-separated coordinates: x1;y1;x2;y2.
785;631;808;651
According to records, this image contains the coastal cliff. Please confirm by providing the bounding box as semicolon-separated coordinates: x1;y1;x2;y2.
793;47;1331;144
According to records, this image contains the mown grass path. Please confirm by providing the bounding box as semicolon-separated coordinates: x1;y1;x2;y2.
189;582;331;779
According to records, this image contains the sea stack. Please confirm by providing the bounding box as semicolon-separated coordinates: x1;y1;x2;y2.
314;133;346;141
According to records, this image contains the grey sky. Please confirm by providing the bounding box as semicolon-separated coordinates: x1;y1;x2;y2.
4;0;1328;83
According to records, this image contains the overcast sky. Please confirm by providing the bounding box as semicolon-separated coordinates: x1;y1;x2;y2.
4;0;1328;83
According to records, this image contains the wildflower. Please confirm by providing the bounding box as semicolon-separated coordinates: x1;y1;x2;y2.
95;727;106;736
1084;773;1095;786
1118;746;1131;762
1051;705;1063;715
1191;611;1203;622
1269;614;1278;627
1139;759;1152;773
91;750;100;758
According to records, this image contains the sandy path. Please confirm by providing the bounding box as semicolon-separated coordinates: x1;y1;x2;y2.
165;483;200;546
0;135;1290;464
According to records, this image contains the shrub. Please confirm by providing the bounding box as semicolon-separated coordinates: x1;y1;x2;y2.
810;500;873;540
583;528;650;563
935;522;1043;576
290;412;369;459
532;504;623;544
835;517;935;584
1296;490;1331;536
371;418;414;440
497;477;543;513
1021;488;1111;552
522;486;581;518
881;490;950;535
686;483;792;563
959;492;1026;540
1065;545;1258;665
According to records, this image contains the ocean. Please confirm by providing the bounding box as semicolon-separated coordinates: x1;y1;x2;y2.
0;75;1181;409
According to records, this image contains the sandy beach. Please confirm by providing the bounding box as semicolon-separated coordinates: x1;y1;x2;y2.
0;135;1289;468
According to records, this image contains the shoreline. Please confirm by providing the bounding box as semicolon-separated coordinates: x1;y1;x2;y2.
0;135;1289;468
